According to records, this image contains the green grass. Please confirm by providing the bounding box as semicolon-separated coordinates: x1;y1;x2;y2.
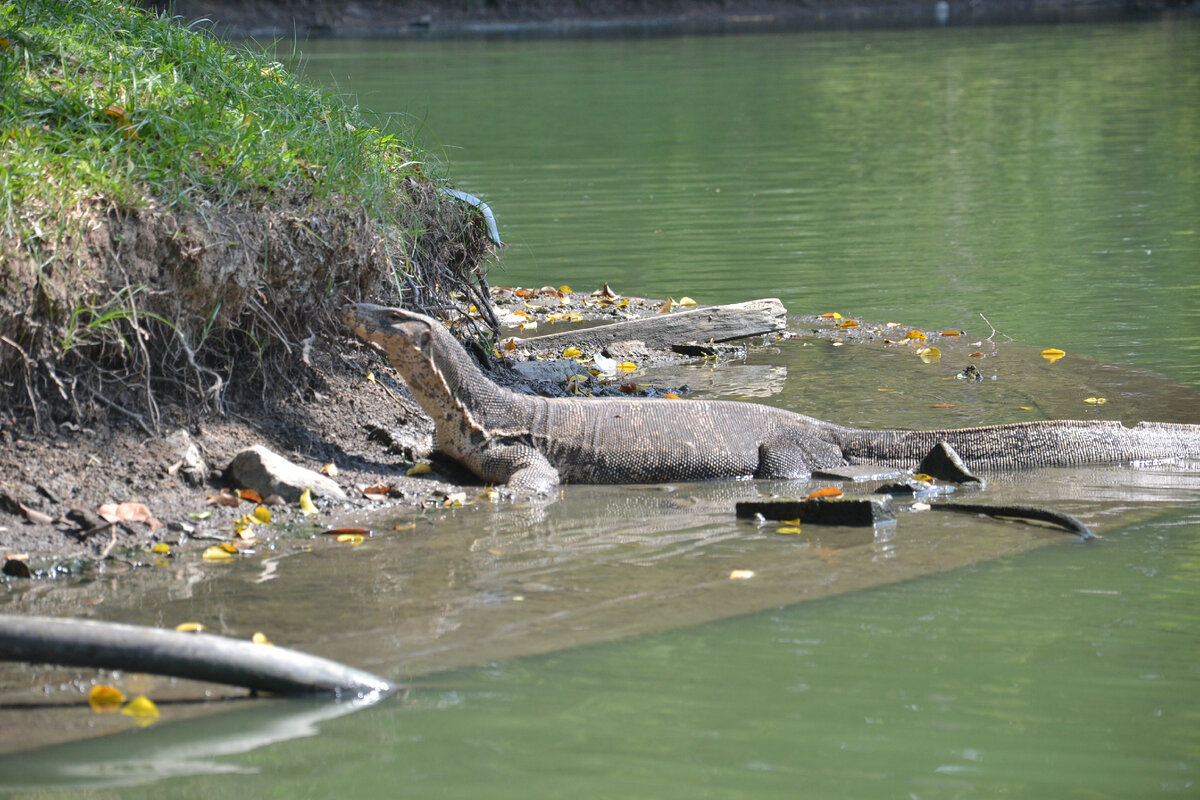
0;0;428;243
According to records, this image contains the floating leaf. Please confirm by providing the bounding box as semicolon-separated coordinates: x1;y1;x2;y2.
324;527;371;536
941;330;963;336
918;346;942;364
298;489;318;514
97;502;161;530
1020;406;1035;411
202;545;234;561
252;631;274;646
175;622;206;632
88;685;126;714
407;463;432;476
839;319;860;329
932;403;959;408
562;347;582;358
1084;397;1107;405
805;487;844;500
776;526;803;535
336;534;365;545
969;351;984;358
729;569;756;580
904;330;927;341
1042;348;1066;363
121;696;160;727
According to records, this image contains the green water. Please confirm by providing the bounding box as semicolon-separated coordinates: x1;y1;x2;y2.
4;21;1200;798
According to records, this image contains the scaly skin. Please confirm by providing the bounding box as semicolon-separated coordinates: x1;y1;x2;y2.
343;303;1200;493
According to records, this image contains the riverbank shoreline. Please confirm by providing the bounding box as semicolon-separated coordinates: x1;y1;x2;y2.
145;0;1198;40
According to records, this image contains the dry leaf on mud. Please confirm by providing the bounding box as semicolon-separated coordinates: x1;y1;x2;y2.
238;489;264;503
298;489;318;515
206;489;241;507
97;502;161;530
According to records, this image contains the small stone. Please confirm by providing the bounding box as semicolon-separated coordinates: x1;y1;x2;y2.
918;442;983;484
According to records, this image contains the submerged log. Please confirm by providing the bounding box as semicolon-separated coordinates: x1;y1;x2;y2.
0;615;394;696
510;298;787;352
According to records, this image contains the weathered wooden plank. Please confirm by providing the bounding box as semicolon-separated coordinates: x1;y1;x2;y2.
508;298;787;352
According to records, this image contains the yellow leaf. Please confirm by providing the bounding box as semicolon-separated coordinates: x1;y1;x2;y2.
558;285;573;293
150;543;170;554
1042;348;1066;363
252;506;271;524
821;312;843;320
805;487;844;500
839;319;859;329
336;533;365;545
562;348;582;358
616;362;638;372
202;546;234;561
1084;397;1107;405
780;518;802;525
918;346;942;364
174;622;206;632
1020;406;1034;411
367;371;377;383
121;696;160;727
729;569;755;580
298;488;318;514
659;298;674;313
320;462;338;477
407;463;432;476
913;473;934;482
88;685;126;713
664;393;681;399
776;526;803;535
678;297;698;306
252;632;274;646
904;330;927;341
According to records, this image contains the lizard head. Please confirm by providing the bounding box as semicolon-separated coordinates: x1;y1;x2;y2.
341;303;438;366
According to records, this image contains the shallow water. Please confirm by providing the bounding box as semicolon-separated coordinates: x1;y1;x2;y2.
2;20;1199;797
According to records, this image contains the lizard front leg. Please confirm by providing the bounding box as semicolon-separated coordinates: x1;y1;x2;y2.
475;443;561;494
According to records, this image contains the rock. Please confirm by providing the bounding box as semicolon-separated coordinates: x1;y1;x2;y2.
918;442;984;484
226;446;347;503
812;465;904;482
603;340;649;360
510;359;580;383
165;429;209;486
736;495;895;526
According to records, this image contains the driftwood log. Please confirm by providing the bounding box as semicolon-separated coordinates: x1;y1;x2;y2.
510;298;787;352
0;615;393;696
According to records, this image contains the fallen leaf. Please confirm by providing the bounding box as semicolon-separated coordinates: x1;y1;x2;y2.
839;319;860;329
206;490;240;507
678;297;698;306
121;696;160;727
969;351;985;358
407;463;432;477
149;543;170;554
821;312;843;320
97;502;161;530
252;506;271;524
776;526;803;535
324;527;371;536
658;298;675;313
360;482;391;498
562;348;582;358
175;622;206;632
238;489;264;503
913;473;934;482
202;545;235;561
664;393;681;399
918;346;942;364
252;632;273;646
805;487;844;500
1084;397;1107;405
1042;348;1066;363
298;489;318;515
941;330;963;336
1019;406;1035;411
729;569;755;580
319;463;338;477
336;533;365;545
88;685;126;713
904;330;927;341
616;361;638;372
188;510;214;520
558;285;573;293
932;403;959;408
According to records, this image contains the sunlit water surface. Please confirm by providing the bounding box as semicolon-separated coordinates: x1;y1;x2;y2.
2;20;1199;798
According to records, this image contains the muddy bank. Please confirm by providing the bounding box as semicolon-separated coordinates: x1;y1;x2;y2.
145;0;1198;39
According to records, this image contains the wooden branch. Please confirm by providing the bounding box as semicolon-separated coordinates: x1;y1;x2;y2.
509;298;787;352
0;615;394;697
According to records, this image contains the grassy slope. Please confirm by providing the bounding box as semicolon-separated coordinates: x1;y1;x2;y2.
0;0;492;428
